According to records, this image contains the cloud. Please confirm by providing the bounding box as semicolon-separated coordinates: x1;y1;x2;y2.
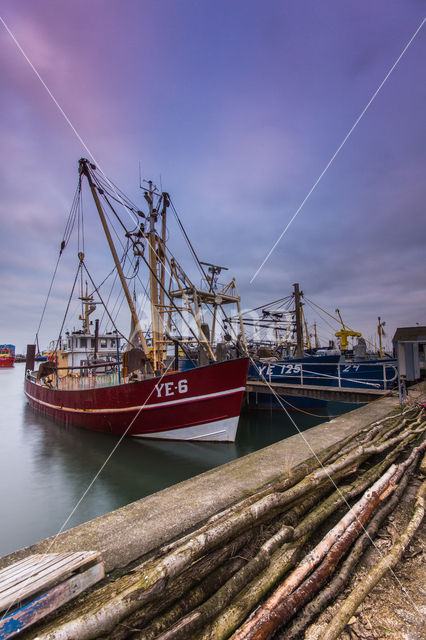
1;0;425;352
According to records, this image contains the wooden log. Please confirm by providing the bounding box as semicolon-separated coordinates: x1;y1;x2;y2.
234;490;382;640
120;432;422;640
193;448;409;640
106;529;256;640
229;465;398;640
156;429;367;561
252;440;426;640
236;443;426;640
194;540;307;640
33;431;396;640
29;492;304;639
282;454;417;640
320;478;426;640
157;410;422;565
28;421;425;640
149;525;294;640
294;436;426;541
116;490;331;640
133;556;247;640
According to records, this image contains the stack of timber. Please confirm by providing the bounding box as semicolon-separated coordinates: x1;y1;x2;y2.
16;405;426;640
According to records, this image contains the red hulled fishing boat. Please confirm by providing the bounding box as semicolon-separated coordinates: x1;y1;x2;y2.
25;358;248;440
25;159;249;441
0;344;15;367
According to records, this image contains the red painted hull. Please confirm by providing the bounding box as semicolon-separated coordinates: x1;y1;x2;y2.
24;358;249;441
0;356;14;367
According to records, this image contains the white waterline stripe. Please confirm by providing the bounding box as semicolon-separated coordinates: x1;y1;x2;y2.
250;17;426;283
24;385;246;414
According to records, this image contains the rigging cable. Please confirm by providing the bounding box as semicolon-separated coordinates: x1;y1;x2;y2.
81;261;134;348
53;260;84;353
91;182;215;351
89;165;233;345
169;198;210;284
34;180;82;346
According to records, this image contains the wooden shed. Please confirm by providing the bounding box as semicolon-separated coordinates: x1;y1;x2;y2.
392;326;426;381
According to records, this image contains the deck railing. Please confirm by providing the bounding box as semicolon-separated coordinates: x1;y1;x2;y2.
258;360;398;390
56;371;121;391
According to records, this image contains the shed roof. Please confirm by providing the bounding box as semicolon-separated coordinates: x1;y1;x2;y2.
392;326;426;342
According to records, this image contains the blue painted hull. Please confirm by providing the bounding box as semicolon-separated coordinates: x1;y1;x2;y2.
247;355;398;409
333;359;398;390
249;355;340;387
247;355;340;411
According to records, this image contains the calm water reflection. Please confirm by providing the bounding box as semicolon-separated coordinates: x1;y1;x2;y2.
0;364;357;556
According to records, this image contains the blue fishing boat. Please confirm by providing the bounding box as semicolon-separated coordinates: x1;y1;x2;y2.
333;358;398;390
249;354;340;386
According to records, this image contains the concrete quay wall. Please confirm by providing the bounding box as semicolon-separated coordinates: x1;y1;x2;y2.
0;391;416;574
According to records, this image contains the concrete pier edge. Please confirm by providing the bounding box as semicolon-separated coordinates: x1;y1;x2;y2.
1;385;424;573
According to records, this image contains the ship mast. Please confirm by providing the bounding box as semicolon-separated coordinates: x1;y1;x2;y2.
377;316;386;359
145;180;168;372
78;282;96;334
293;283;304;357
79;159;150;359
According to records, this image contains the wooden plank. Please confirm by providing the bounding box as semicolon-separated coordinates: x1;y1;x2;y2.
0;553;100;611
0;562;104;640
0;553;92;597
0;554;88;589
0;552;101;613
0;556;52;582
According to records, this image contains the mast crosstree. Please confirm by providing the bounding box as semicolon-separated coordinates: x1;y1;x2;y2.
78;158;246;372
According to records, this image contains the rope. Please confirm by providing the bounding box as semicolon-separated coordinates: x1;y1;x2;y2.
35;181;82;344
54;261;83;352
35;251;62;346
81;261;132;347
170;198;209;284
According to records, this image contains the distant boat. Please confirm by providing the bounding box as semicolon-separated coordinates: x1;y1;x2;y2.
238;284;397;411
0;344;15;367
25;159;249;442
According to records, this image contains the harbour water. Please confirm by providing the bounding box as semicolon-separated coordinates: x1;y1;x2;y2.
0;364;360;557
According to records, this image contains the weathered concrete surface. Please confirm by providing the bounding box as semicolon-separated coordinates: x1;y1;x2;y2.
0;389;415;574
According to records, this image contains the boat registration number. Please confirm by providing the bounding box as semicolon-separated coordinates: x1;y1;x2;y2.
155;379;188;398
259;364;301;377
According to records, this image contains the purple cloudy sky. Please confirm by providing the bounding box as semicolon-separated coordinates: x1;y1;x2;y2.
1;0;425;352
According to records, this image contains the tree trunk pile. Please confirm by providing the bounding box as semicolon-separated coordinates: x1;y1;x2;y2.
23;405;425;640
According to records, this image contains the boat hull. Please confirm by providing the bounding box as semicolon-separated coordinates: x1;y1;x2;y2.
333;359;398;389
249;355;340;386
0;356;15;367
25;358;249;442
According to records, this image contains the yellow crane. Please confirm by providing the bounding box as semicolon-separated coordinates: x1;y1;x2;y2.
334;308;362;350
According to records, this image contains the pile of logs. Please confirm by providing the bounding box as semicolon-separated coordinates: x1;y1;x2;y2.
26;405;425;640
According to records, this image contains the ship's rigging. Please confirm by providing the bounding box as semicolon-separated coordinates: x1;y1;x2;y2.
36;159;247;374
